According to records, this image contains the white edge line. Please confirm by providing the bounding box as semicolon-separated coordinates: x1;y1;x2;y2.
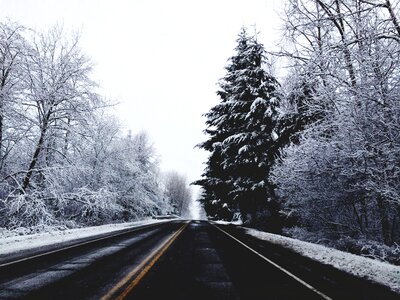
212;223;333;300
0;220;171;268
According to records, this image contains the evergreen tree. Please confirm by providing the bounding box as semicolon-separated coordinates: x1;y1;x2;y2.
195;28;282;231
196;145;233;221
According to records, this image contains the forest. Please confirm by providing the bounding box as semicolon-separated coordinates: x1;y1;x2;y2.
0;23;192;232
195;0;400;263
1;0;399;265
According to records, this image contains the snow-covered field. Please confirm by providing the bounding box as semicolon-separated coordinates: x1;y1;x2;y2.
0;219;167;256
245;228;400;294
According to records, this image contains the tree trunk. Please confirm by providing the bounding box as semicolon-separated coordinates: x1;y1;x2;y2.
0;75;6;171
361;197;369;238
62;117;71;158
21;110;51;191
385;0;400;37
21;126;47;191
352;200;364;235
316;0;357;88
0;102;3;168
376;195;392;245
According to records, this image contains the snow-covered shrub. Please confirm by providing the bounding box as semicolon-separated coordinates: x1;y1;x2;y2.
285;226;400;265
2;194;57;229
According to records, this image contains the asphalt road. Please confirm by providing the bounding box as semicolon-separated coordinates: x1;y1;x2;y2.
0;220;398;300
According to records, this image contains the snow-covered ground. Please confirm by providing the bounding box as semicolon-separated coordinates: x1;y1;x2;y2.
245;228;400;294
0;219;168;256
213;220;243;226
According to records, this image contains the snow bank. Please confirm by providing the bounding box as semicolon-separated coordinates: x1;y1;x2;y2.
245;228;400;293
214;220;243;226
0;219;167;256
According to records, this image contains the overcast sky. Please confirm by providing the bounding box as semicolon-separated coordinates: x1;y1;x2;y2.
0;0;283;200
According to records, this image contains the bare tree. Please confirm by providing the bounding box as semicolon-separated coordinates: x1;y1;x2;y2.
20;26;95;192
0;22;26;172
163;171;192;218
273;0;400;246
0;21;173;230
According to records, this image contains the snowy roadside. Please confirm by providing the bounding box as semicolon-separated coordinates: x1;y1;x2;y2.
0;219;169;256
244;227;400;294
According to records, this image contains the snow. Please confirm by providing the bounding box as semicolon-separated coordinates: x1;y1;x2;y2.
214;219;243;226
238;145;249;155
245;228;400;293
0;219;169;256
271;130;278;141
250;97;267;113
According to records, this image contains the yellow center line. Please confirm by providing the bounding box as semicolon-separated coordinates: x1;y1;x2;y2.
101;221;189;300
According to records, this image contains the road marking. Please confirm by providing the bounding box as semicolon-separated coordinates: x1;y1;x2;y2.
0;221;170;268
101;221;189;300
212;223;333;300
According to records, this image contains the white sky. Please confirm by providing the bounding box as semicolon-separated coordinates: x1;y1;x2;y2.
0;0;284;200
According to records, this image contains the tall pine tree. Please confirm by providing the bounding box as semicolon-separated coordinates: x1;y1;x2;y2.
195;28;282;231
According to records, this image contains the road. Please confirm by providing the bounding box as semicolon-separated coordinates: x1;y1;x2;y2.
0;220;398;299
